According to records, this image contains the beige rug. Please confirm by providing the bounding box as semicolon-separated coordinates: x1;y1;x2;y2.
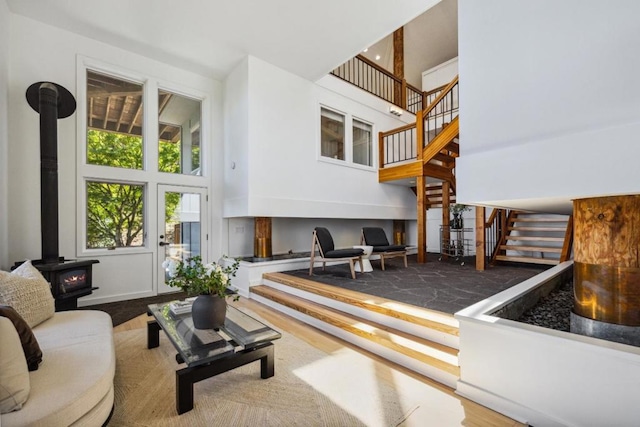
109;317;429;427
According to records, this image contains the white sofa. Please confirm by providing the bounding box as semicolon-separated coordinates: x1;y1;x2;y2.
1;310;116;427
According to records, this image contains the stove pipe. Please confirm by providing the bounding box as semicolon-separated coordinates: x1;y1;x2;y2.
26;82;76;264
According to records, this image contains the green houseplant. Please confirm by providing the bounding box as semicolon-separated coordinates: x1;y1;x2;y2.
163;255;240;329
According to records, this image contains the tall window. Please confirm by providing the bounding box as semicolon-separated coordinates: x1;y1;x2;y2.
158;90;202;175
81;63;208;253
320;107;345;160
353;119;372;166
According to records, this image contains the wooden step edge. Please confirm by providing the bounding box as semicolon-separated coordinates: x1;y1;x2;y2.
508;226;567;232
495;255;559;265
505;236;565;242
252;285;460;377
500;245;562;253
509;217;569;223
263;272;459;336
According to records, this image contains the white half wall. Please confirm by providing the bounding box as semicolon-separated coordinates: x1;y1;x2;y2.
457;0;640;212
456;262;640;426
0;0;9;270
422;57;458;92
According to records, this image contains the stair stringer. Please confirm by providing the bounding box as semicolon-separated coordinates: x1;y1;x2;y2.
250;291;459;389
261;276;460;349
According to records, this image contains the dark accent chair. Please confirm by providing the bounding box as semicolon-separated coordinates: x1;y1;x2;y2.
309;227;364;279
361;227;408;270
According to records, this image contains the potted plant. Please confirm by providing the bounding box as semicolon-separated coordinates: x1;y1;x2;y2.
450;204;471;229
163;255;240;329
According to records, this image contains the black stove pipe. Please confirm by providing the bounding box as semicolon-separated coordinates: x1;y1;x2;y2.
26;82;76;264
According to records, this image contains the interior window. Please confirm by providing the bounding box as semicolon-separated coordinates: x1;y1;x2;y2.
320;107;345;160
353;119;372;166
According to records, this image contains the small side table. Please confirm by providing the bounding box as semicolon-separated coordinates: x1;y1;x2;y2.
353;245;374;272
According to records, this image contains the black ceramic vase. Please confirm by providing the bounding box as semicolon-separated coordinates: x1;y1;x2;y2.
191;294;227;330
451;213;463;229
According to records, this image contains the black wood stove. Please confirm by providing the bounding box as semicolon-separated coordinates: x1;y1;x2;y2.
14;82;99;311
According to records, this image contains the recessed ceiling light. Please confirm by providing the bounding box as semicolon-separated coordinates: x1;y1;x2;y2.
363;48;368;53
375;55;381;60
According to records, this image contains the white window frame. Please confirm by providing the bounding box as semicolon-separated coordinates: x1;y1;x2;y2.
317;104;376;171
76;56;211;257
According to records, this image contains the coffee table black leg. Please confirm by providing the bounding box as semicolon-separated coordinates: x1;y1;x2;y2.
147;320;161;349
175;343;275;414
260;344;274;378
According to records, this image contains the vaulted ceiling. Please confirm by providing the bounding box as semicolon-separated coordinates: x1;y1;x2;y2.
6;0;448;83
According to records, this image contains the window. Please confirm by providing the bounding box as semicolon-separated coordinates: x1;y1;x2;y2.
158;90;202;175
353;119;372;166
79;60;209;254
86;181;145;249
86;71;144;169
320;105;375;168
320;107;345;160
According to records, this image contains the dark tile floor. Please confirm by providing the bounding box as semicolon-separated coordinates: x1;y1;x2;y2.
87;253;548;326
296;253;548;314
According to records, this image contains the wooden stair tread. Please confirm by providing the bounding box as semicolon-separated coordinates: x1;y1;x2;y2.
505;235;565;242
495;255;558;265
508;226;566;232
509;217;569;223
500;245;562;253
263;272;458;336
251;285;460;376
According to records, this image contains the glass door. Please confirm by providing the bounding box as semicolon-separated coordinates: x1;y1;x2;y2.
158;185;207;294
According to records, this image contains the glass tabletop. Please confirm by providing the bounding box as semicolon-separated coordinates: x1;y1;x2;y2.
148;302;281;367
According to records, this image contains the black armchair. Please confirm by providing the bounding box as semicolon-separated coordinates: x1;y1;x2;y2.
361;227;408;270
309;227;364;279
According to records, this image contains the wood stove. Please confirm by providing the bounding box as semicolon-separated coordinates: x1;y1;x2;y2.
14;81;99;311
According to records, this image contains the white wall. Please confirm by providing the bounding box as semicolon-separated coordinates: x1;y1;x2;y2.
422;57;458;92
0;0;9;269
457;0;640;212
7;14;222;304
224;56;417;220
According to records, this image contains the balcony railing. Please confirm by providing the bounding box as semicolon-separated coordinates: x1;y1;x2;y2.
331;55;424;114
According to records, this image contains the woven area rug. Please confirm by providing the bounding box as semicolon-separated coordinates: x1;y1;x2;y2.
110;317;432;426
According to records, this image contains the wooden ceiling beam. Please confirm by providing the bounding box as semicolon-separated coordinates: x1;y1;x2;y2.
128;99;142;134
116;96;129;133
103;96;112;130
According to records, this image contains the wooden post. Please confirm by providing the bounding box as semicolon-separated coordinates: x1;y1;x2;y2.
254;217;272;259
417;175;426;263
378;131;385;169
475;206;486;271
393;220;406;245
393;27;405;109
441;181;451;260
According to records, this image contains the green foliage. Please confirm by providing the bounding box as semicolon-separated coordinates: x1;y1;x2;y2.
164;256;241;299
86;130;183;248
451;204;472;215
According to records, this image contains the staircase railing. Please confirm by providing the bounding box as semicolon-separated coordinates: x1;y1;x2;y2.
423;76;459;148
379;75;459;168
330;54;424;114
485;208;508;266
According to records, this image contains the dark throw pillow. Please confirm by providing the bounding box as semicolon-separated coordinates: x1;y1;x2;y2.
0;305;43;371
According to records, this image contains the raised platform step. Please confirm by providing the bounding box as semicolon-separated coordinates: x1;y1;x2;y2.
495;255;559;265
251;285;460;378
263;272;458;336
500;244;562;253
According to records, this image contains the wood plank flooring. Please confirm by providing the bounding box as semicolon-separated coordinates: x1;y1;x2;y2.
116;297;525;426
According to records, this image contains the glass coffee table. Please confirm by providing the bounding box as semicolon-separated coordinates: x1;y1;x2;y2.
147;302;281;414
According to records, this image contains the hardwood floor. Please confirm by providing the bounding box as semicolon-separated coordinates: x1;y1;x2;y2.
116;297;525;427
